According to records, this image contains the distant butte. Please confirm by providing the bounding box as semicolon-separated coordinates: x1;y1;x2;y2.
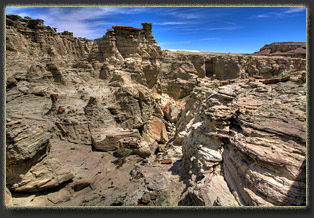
253;42;306;58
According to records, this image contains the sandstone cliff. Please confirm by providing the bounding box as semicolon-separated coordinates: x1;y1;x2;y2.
5;15;307;207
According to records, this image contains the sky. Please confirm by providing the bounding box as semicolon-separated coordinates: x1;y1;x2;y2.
6;6;306;53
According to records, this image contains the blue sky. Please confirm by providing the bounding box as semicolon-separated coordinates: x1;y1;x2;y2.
6;6;306;53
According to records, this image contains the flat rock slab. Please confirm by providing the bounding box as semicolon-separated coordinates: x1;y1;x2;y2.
9;158;74;192
91;127;141;151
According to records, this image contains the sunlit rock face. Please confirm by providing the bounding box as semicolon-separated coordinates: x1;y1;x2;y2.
5;14;306;207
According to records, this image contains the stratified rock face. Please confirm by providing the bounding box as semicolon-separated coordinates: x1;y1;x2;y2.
6;120;75;192
88;22;162;64
6;120;50;164
6;14;93;59
157;51;305;100
110;84;155;129
178;79;306;206
254;42;306;58
113;22;162;59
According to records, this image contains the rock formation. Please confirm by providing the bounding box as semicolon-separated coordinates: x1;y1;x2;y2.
5;14;307;207
253;42;306;58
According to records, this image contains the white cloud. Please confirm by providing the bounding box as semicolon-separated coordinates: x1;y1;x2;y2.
207;26;243;31
255;14;270;18
283;7;306;14
166;10;202;20
156;21;189;25
254;7;306;19
199;37;217;41
154;21;200;26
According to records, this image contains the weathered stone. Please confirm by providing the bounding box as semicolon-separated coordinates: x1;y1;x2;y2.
145;173;168;191
160;159;172;164
6;75;17;89
6;187;13;207
254;42;306;58
179;80;306;206
26;64;52;82
47;189;72;204
9;158;74;192
143;116;169;143
6;121;50;164
262;75;290;84
50;93;59;102
111;84;155;129
91;128;141;151
57;106;65;114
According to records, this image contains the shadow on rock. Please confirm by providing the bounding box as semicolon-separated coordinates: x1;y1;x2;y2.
283;159;306;206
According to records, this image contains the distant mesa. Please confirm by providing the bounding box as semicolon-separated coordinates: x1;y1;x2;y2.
254;42;306;58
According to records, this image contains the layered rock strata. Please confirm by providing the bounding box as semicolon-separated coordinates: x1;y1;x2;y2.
253;42;306;58
177;79;306;206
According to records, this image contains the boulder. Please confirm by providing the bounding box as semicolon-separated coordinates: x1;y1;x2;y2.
6;120;50;164
145;173;168;191
111;84;155;129
142;116;168;143
9;158;74;192
91;128;141;151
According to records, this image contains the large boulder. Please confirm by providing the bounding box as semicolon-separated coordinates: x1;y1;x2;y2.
9;158;74;192
110;84;155;129
6;120;50;165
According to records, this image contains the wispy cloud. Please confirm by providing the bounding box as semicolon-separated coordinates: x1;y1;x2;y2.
255;14;270;18
207;26;243;31
165;8;202;20
253;7;306;19
283;7;306;14
154;21;191;25
199;37;217;41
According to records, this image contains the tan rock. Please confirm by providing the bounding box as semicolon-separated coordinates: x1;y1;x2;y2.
91;128;141;151
5;187;13;207
143;116;168;143
47;189;72;204
6;121;51;181
9;158;74;192
254;42;306;58
179;80;306;206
